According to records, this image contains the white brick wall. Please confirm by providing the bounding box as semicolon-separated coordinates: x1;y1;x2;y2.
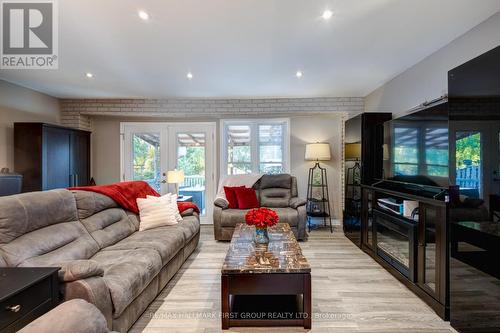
60;97;364;130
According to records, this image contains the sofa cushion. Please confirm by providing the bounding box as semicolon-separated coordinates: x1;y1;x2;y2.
72;190;118;219
9;223;99;267
219;209;248;227
291;176;298;197
102;227;185;265
265;207;299;227
260;188;291;208
0;189;99;267
0;189;78;243
91;248;162;318
219;207;299;228
172;215;200;243
259;174;291;189
79;208;137;249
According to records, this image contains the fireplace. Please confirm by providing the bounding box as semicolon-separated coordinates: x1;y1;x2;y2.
373;209;417;281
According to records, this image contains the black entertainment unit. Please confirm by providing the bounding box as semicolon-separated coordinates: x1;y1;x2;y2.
343;113;391;247
373;208;417;281
354;45;500;329
361;182;449;319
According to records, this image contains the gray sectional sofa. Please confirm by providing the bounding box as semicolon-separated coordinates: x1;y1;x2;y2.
18;299;114;333
213;174;308;241
0;189;200;333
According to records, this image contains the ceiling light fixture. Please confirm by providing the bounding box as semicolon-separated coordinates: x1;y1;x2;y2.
322;10;333;20
296;71;303;78
186;72;193;80
85;72;94;78
138;10;150;20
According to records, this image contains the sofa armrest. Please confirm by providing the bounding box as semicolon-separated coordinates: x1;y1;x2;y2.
62;276;113;329
289;197;307;209
180;208;194;217
213;205;225;240
58;260;104;282
214;197;229;209
18;299;112;333
296;205;308;241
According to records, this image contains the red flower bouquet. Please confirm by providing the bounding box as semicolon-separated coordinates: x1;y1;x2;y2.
245;207;279;229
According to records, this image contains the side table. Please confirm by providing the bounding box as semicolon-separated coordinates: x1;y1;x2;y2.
0;267;60;333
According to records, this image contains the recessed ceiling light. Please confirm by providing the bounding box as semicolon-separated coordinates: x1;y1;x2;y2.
85;72;94;78
296;71;303;78
186;72;193;80
322;10;333;20
138;10;150;20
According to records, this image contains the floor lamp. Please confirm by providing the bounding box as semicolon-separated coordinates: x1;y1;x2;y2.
305;142;333;233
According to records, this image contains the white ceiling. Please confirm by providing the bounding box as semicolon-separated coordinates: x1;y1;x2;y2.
1;0;500;99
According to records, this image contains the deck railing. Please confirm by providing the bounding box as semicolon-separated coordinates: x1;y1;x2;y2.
181;175;205;188
456;165;480;190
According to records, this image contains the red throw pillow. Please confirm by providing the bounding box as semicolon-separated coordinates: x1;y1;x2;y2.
224;186;245;208
234;187;260;209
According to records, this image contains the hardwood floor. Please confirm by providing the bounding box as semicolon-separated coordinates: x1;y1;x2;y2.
129;226;456;333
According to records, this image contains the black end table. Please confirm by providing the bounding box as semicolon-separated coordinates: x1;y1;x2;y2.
0;267;60;333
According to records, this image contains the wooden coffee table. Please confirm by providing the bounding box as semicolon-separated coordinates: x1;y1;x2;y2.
221;223;311;329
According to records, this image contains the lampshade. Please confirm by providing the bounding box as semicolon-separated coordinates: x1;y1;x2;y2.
305;143;331;161
345;143;361;161
167;170;185;184
383;144;390;161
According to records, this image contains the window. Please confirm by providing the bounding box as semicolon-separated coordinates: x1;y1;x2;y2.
425;128;449;176
226;124;252;174
222;119;289;175
392;124;448;178
394;127;419;176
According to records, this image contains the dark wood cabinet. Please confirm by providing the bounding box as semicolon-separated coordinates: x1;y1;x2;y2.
361;185;449;320
344;113;391;247
71;130;91;187
14;123;91;192
417;203;448;308
0;267;60;333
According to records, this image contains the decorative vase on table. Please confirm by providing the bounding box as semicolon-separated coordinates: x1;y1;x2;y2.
254;227;269;244
245;208;279;245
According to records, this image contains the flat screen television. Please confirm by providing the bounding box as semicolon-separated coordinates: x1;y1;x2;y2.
382;101;450;188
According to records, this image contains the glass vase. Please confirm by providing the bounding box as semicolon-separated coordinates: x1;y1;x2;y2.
254;227;269;244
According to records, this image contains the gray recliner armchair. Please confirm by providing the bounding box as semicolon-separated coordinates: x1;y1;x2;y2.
213;174;308;241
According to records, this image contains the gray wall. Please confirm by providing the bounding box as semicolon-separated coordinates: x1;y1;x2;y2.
0;80;60;171
91;113;345;220
365;11;500;114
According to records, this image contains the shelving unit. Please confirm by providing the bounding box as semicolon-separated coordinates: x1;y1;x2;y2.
343;113;392;247
306;163;332;232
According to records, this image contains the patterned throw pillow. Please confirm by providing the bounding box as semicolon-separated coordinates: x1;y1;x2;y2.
147;193;183;221
137;196;178;231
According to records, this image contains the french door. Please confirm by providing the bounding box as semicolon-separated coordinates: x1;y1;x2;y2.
121;122;216;224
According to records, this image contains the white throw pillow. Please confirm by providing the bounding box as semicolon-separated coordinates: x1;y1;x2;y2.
137;197;178;231
147;193;183;221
